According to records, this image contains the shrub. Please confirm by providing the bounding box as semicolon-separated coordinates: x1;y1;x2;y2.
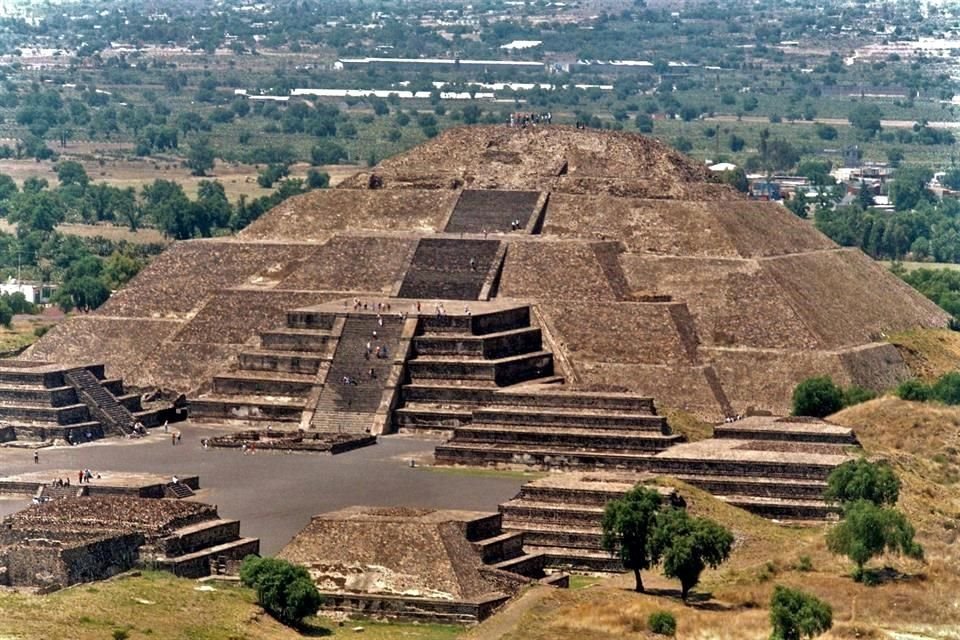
796;555;813;572
931;372;960;405
240;556;321;626
792;376;843;418
842;386;876;407
896;379;931;402
769;585;832;640
648;611;677;636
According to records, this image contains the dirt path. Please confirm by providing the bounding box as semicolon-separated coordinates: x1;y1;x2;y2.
463;585;555;640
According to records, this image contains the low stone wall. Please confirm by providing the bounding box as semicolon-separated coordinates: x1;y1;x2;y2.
4;532;143;589
158;520;240;557
212;375;313;397
472;408;665;431
238;351;323;375
260;330;332;352
648;457;835;480
189;398;303;422
456;426;680;451
319;591;510;623
492;390;656;414
0;386;77;407
679;476;827;500
286;311;336;331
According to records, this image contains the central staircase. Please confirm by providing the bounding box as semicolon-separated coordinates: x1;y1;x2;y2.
309;316;403;434
397;238;501;300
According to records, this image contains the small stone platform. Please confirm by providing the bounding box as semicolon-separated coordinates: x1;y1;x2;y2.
0;470;200;499
206;429;375;454
279;506;567;623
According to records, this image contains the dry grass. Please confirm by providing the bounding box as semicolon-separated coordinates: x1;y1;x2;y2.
0;571;462;640
663;407;714;442
889;328;960;382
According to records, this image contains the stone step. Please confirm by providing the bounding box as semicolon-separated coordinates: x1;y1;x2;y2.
472;407;668;431
161;518;240;555
393;406;473;432
0;384;78;407
165;483;196;499
499;500;604;527
260;328;333;352
0;402;91;425
523;545;623;573
489;552;545;579
501;522;603;550
673;474;829;501
413;326;543;359
473;530;526;564
310;410;374;435
493;389;656;414
407;350;553;386
718;495;840;520
238;350;325;375
436;442;659;471
714;423;857;446
190;395;305;422
10;420;104;443
212;371;317;397
646;456;835;481
453;425;681;451
400;383;498;406
152;537;260;578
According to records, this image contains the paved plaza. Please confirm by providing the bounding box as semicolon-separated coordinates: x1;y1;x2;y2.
0;424;526;554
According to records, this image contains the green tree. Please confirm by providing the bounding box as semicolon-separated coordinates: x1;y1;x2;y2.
648;509;733;601
769;585;832;640
826;500;923;581
786;191;808;218
889;167;933;211
824;459;900;507
102;252;144;290
848;104;882;139
306;169;330;189
310;141;347;165
186;137;215;177
716;168;749;193
239;556;321;626
0;173;17;203
791;376;844;418
54;160;89;189
600;486;662;592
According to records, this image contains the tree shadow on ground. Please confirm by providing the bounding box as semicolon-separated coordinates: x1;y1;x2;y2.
295;620;332;637
859;566;926;586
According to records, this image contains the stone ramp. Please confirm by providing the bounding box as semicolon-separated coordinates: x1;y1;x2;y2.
444;190;541;234
397;238;501;300
310;315;404;433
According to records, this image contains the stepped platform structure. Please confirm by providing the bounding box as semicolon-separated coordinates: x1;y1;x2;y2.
23;126;946;421
0;362;177;446
279;506;567;623
0;470;200;500
0;495;258;589
206;429;375;453
498;474;683;573
647;417;856;520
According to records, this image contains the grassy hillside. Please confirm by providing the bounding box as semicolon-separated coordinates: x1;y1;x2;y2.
889;329;960;382
0;571;460;640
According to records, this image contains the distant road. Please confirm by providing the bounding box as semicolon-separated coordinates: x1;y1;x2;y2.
703;115;960;129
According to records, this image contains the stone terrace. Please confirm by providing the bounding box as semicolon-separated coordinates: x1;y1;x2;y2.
499;473;683;572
